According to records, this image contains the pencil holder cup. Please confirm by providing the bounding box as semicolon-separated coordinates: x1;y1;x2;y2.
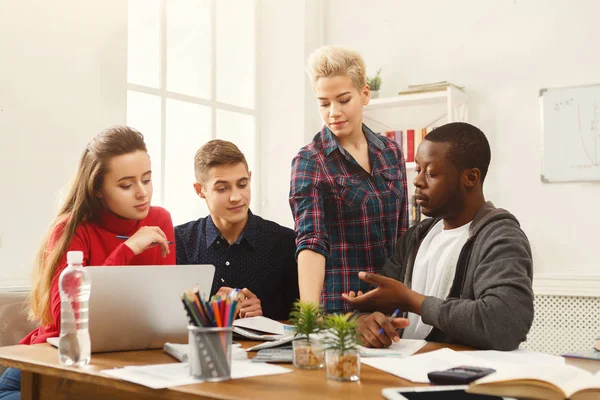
188;326;233;382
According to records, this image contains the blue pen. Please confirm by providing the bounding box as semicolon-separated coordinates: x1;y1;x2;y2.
378;309;400;335
228;288;241;300
115;235;173;244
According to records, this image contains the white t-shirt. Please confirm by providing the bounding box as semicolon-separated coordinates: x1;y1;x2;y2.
402;220;472;340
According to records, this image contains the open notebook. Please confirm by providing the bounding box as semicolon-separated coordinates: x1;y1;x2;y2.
467;364;600;400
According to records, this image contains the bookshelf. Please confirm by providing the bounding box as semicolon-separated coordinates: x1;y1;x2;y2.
364;86;469;169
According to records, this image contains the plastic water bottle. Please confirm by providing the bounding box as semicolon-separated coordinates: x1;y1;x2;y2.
58;250;91;366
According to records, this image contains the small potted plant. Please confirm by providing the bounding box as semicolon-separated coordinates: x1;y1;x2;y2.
289;301;324;369
323;313;360;381
367;68;382;98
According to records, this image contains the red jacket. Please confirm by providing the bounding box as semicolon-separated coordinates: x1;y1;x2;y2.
21;206;176;345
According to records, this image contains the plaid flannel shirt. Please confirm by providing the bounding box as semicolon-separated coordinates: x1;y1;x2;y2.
289;124;408;314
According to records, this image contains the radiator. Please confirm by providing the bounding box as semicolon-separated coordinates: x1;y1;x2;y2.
520;294;600;355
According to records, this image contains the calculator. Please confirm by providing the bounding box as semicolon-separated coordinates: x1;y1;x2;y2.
427;366;496;385
251;347;293;363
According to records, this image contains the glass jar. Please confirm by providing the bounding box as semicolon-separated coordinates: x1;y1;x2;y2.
325;348;360;381
292;338;324;369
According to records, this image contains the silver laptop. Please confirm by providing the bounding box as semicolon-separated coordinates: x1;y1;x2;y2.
48;264;214;353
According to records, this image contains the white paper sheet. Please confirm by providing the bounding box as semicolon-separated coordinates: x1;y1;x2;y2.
102;360;292;389
460;349;565;366
362;347;566;384
363;348;482;383
357;339;427;357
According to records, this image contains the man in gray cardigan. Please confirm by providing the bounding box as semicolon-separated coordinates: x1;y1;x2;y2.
343;122;534;351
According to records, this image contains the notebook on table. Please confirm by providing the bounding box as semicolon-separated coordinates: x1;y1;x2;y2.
47;264;215;353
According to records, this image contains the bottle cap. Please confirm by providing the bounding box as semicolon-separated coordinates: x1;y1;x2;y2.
66;250;84;264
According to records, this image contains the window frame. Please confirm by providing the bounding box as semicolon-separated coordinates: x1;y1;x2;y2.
126;0;261;216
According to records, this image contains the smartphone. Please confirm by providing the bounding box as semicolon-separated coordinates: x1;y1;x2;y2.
381;385;512;400
427;366;496;385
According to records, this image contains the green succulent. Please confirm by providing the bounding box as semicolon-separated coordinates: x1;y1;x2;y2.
367;68;382;91
323;313;359;354
289;301;323;343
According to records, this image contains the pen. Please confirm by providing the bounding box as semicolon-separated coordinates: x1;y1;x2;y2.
115;235;173;244
378;309;400;335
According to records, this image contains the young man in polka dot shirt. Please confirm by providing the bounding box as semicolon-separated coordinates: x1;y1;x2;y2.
175;140;299;320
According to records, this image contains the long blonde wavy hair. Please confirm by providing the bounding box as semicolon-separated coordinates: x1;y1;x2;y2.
29;126;147;326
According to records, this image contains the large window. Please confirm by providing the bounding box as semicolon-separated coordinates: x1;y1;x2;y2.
126;0;258;225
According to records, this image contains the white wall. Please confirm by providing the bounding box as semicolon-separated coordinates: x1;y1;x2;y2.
8;0;593;285
258;0;323;228
323;0;600;276
0;0;127;286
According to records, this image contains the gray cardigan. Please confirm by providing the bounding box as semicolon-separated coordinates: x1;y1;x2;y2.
381;201;534;350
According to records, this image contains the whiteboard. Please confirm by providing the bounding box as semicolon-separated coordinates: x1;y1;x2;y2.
540;84;600;182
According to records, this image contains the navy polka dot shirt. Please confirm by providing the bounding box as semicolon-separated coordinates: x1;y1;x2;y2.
175;211;299;320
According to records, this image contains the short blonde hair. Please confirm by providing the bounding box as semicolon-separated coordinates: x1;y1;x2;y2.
306;45;367;91
194;139;248;182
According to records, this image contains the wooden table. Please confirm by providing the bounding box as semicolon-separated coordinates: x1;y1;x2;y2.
0;341;471;400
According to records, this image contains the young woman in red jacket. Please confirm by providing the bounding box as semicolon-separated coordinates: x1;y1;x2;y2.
0;126;175;400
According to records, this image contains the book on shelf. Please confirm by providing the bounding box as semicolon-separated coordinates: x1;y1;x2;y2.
414;128;425;159
406;129;415;163
466;363;600;400
383;131;396;141
398;81;464;95
409;195;421;227
394;130;403;149
380;128;437;164
381;130;404;156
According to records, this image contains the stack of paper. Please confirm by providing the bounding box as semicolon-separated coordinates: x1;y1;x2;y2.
102;360;292;389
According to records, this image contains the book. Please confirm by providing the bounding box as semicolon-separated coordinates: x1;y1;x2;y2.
564;350;600;374
398;81;465;95
466;364;600;400
407;81;463;89
231;316;295;341
406;129;415;162
163;342;247;362
409;195;421;227
384;131;396;141
233;316;290;335
414;127;425;156
394;130;403;149
564;350;600;362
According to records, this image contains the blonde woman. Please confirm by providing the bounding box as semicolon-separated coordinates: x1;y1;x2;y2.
289;46;408;314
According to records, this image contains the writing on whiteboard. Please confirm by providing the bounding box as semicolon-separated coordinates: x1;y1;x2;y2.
553;98;573;111
541;83;600;182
